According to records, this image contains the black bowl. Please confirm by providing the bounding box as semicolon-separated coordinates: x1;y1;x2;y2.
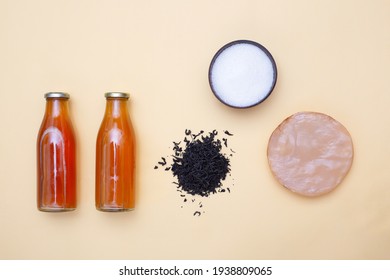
208;40;277;109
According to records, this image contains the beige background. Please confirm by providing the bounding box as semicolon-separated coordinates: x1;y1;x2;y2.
1;0;389;259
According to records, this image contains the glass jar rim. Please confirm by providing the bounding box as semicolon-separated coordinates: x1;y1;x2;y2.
105;92;130;99
44;92;70;99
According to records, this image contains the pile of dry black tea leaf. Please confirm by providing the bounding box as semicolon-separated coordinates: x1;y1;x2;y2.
155;129;235;216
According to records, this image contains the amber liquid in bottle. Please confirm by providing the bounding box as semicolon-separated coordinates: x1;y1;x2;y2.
95;92;136;212
37;93;76;212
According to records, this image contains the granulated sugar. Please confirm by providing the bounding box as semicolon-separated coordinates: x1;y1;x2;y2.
155;130;234;216
209;40;277;108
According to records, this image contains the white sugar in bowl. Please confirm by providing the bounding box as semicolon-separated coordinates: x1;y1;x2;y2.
209;40;277;108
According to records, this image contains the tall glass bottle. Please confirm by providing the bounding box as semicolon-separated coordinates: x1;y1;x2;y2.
95;92;136;212
37;92;76;212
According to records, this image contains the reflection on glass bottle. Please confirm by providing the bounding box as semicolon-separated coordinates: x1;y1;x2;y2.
96;92;136;212
37;92;76;212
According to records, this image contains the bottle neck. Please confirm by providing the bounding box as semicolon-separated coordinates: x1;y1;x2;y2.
45;98;69;118
105;98;128;118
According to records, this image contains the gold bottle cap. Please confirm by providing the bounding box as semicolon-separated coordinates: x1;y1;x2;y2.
44;92;70;99
105;92;130;99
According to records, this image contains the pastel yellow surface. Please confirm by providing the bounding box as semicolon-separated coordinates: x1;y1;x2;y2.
0;0;389;259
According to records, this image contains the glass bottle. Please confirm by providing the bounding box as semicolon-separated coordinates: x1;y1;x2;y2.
37;92;76;212
95;92;136;212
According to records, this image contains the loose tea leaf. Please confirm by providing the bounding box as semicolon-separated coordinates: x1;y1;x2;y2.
172;132;230;196
155;130;234;216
